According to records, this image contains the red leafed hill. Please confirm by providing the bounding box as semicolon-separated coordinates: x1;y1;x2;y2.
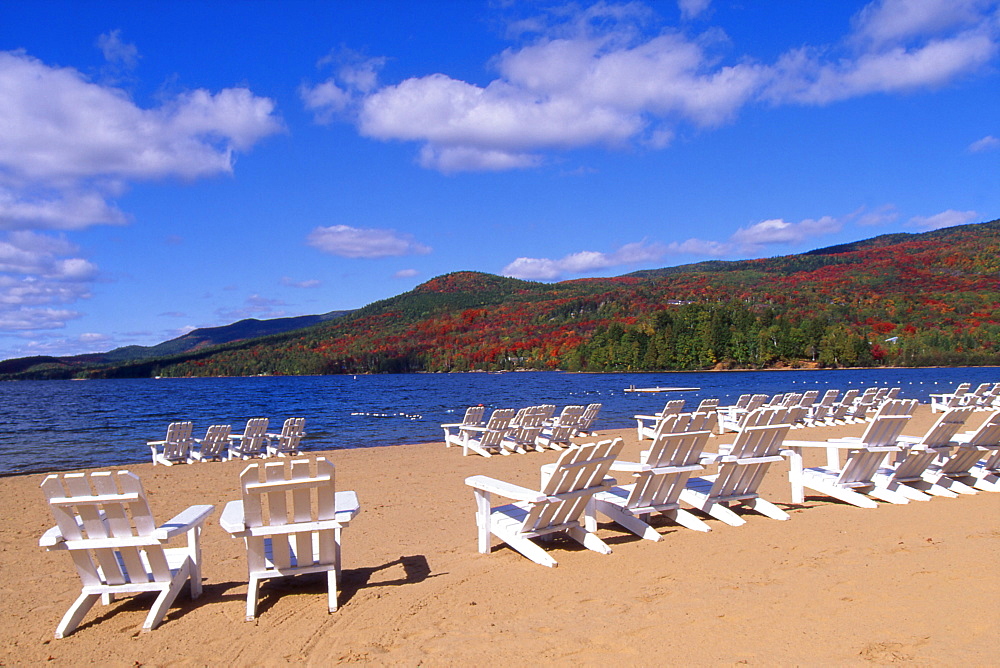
10;218;1000;379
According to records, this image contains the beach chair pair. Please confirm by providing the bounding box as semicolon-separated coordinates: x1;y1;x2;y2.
41;456;359;638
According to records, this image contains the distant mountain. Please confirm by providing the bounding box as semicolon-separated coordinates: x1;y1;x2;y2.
4;218;999;379
0;311;351;376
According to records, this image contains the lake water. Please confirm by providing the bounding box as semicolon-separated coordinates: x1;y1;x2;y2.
1;368;996;475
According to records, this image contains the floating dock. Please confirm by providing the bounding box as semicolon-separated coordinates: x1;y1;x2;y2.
624;385;700;393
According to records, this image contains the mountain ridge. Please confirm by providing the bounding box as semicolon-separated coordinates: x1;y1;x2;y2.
4;218;999;379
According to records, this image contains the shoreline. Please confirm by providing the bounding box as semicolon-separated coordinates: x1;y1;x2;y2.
3;404;998;665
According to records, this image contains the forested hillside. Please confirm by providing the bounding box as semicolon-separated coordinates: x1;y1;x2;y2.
6;219;1000;379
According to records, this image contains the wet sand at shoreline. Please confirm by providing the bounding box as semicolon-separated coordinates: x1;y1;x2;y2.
1;404;997;665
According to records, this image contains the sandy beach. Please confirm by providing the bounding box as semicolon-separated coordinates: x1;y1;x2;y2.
1;403;997;666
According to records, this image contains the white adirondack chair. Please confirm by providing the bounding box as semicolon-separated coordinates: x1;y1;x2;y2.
465;438;623;567
925;410;1000;492
228;418;270;460
446;408;516;457
190;424;232;462
678;407;793;526
717;394;768;433
930;382;971;412
635;399;685;440
573;403;603;436
785;399;918;508
148;421;195;466
220;457;361;620
870;407;975;500
807;389;840;426
588;413;713;540
537;405;585;450
40;470;214;638
502;406;548;454
441;406;486;447
266;417;306;457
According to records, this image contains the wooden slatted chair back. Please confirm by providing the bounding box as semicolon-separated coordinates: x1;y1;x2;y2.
506;406;547;447
835;399;916;485
476;409;516;451
520;438;623;534
233;418;270;457
161;421;194;462
709;408;791;501
41;471;166;589
696;398;719;411
239;458;340;576
462;406;486;427
198;424;232;460
271;417;306;456
941;410;1000;475
891;407;973;481
747;394;768;410
628;415;711;511
659;399;685;416
577;403;602;432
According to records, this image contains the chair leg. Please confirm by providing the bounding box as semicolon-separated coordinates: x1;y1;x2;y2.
669;508;712;533
700;501;746;527
594;501;661;541
743;497;790;521
55;592;101;639
501;532;559;567
327;569;339;613
566;526;613;555
246;575;262;621
143;562;191;632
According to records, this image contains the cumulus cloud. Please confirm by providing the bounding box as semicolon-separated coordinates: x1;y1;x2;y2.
0;48;283;339
393;268;420;279
678;0;711;20
908;208;980;229
969;134;1000;152
96;29;140;70
0;231;96;332
307;225;431;258
730;215;843;248
502;240;668;280
304;0;1000;172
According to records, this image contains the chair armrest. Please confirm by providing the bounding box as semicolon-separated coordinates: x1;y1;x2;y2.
633;414;658;421
465;475;546;503
220;500;246;535
147;439;166;446
154;504;215;540
609;460;649;473
40;525;65;548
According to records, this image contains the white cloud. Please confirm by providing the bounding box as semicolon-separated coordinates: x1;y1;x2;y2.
969;134;1000;152
96;29;139;70
0;49;283;339
730;215;843;247
908;208;980;229
502;240;668;280
305;0;1000;172
852;0;994;47
393;268;420;279
855;204;901;226
678;0;711;20
307;225;431;258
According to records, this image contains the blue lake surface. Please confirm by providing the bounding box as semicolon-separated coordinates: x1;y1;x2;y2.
1;368;996;475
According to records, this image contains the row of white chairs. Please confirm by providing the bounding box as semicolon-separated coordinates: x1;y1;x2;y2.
469;401;1000;567
148;417;306;464
442;403;601;457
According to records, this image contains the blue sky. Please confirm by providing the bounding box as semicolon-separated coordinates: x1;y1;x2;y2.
0;0;998;360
